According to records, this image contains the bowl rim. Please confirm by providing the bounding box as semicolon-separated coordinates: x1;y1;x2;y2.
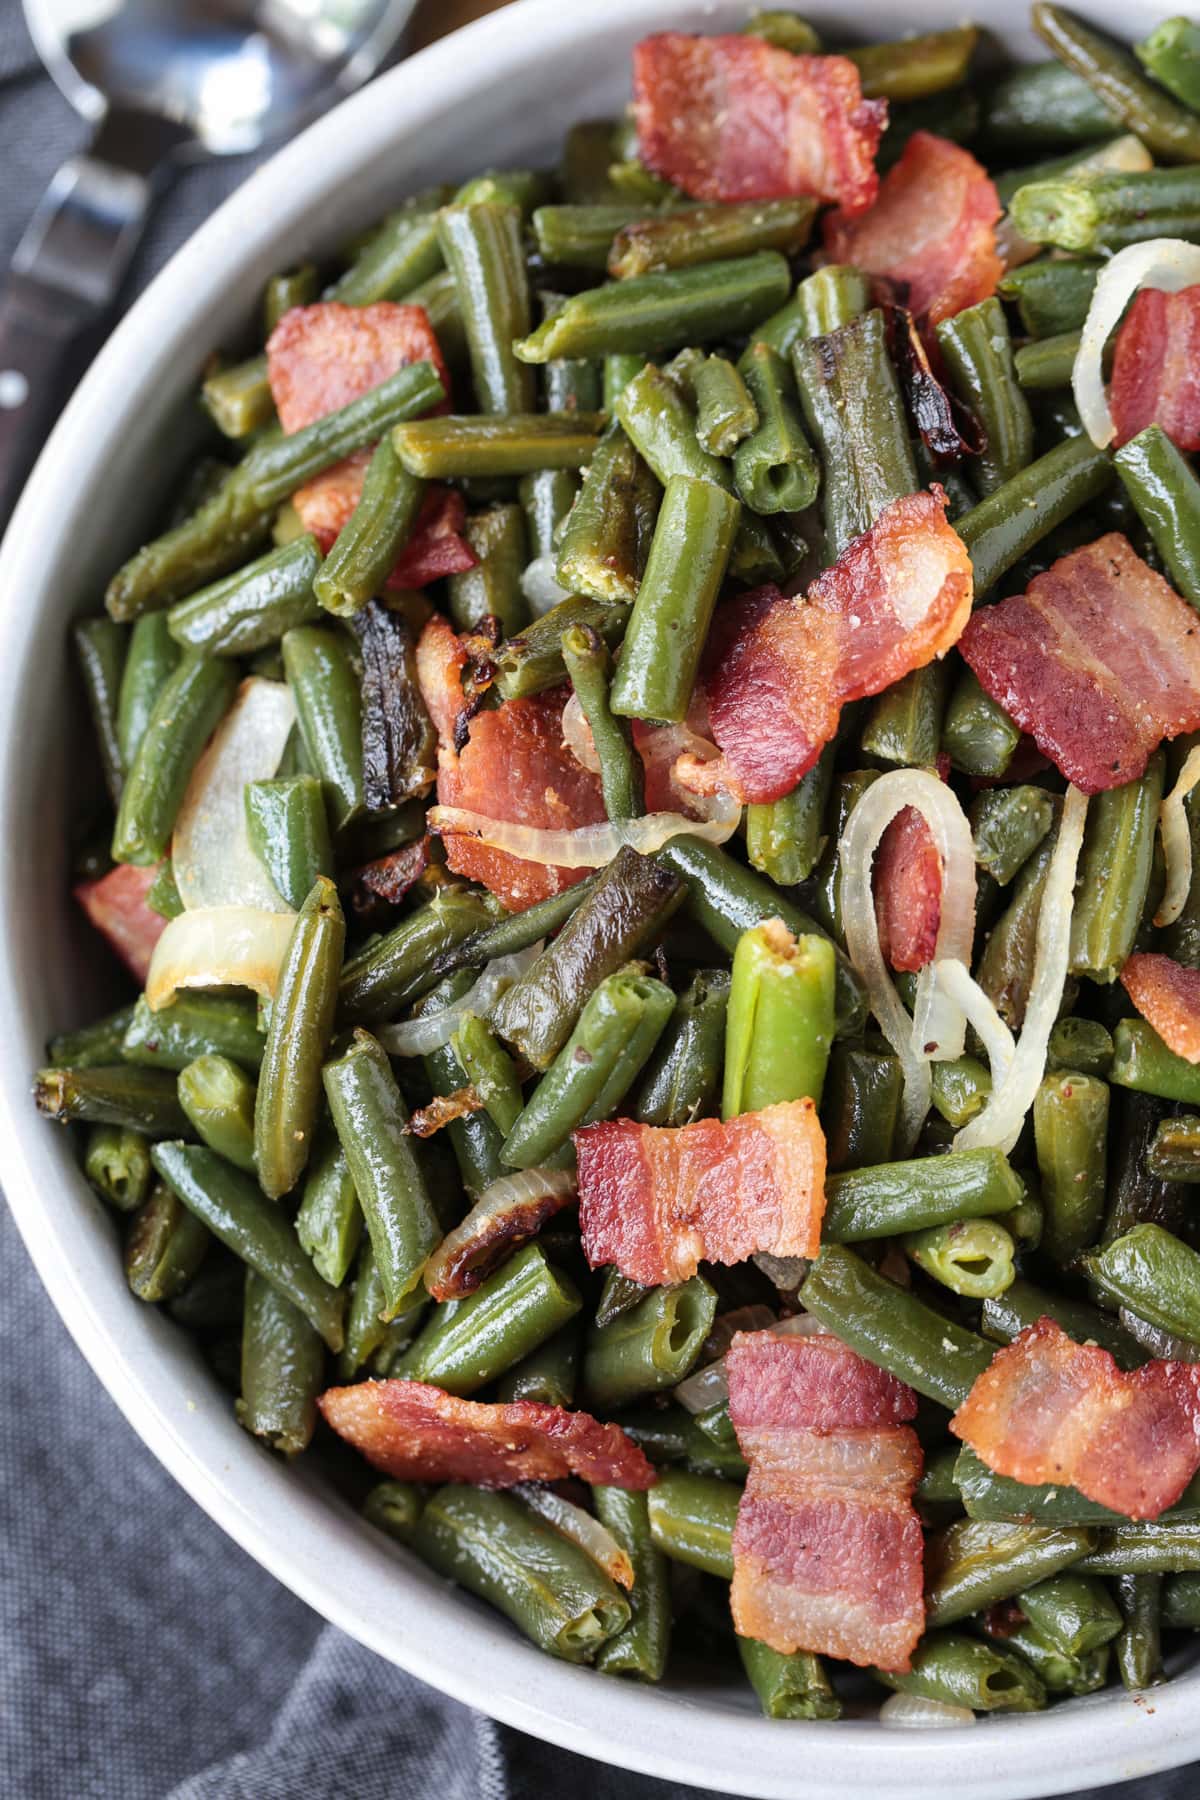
1;2;1196;1794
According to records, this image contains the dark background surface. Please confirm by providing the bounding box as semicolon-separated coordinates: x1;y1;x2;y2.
2;1;1199;1794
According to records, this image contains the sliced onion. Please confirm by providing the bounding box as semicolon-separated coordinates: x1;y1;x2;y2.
933;957;1016;1092
998;134;1151;270
879;1692;975;1728
423;1167;577;1301
145;905;296;1011
173;677;296;913
702;1304;779;1363
429;790;741;868
1156;745;1200;927
377;944;542;1056
673;1315;824;1414
521;553;571;617
1074;239;1200;448
1118;1306;1200;1363
752;1251;810;1294
956;786;1089;1155
514;1485;635;1588
838;770;977;1151
561;690;601;774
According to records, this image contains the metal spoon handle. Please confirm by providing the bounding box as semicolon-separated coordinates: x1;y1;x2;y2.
0;148;156;529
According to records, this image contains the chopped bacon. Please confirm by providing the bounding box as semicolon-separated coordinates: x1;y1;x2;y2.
406;1086;483;1139
75;863;166;984
727;1331;924;1670
951;1316;1200;1521
576;1099;826;1287
1110;285;1200;454
318;1379;656;1489
705;488;972;802
1121;952;1200;1065
347;837;432;925
959;533;1200;794
824;133;1001;332
633;33;885;212
875;806;942;972
386;487;476;587
415;616;605;911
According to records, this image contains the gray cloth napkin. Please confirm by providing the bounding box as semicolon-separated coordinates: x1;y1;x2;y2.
2;8;1199;1796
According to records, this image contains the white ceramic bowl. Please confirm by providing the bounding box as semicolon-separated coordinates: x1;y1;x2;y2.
1;3;1194;1793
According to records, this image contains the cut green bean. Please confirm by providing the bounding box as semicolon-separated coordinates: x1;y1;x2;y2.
362;1480;424;1542
593;1485;672;1682
609;199;815;280
451;1013;525;1140
1083;1222;1200;1345
977;823;1059;1030
1136;16;1200;112
339;887;501;1024
646;1468;739;1579
957;436;1113;602
439;203;534;415
393;1243;582;1394
561;624;643;819
1070;753;1162;984
113;614;183;788
1014;331;1084;390
296;1133;362;1289
1076;1522;1200;1575
1020;1572;1123;1658
1147;1115;1200;1183
520;467;578;561
863;664;949;768
111;655;237;865
496;1322;579;1408
952;1445;1200;1526
1114;425;1200;610
982;1277;1144;1368
178;1055;257;1174
447;503;529;636
1032;4;1200;163
877;1630;1046;1712
733;341;818;515
312;441;425;619
338;1238;427;1379
925;1518;1097;1627
392;412;604;479
633;967;730;1128
35;1064;188;1136
1046;1016;1114;1079
548;429;662;593
905;1218;1016;1300
739;1637;840;1720
255;878;343;1200
1033;1070;1109;1263
691;354;757;457
849;26;977;101
998;257;1101;339
122;992;264;1073
745;748;835;887
49;1005;137;1071
723;919;835;1117
1163;1570;1200;1627
979;59;1123;148
584;1276;716;1410
937;299;1033;495
280;625;363;832
237;1270;324;1456
167;536;321;656
1114;1572;1164;1689
245;775;333;912
533;203;650;271
823;1147;1024;1243
421;985;506;1197
971;786;1055;886
743;9;820;52
124;1180;211;1302
83;1124;152;1212
202;354;275;439
821;1043;902;1172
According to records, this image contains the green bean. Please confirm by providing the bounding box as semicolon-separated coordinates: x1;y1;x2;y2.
743;9;820;52
496;1322;580;1408
876;1630;1046;1712
311;442;425;619
404;269;467;366
533;203;649;271
34;1064;188;1136
202;354;275;439
49;1005;136;1071
1147;1115;1200;1184
594;1267;650;1331
937;299;1033;495
612;198;815;281
882;88;981;171
280;626;363;832
977;823;1058;1030
793;310;917;560
329;206;445;306
737;1637;840;1721
1020;1572;1123;1658
602;354;644;413
823;1147;1024;1243
633;968;730;1128
83;1124;152;1212
925;1519;1097;1627
1014;331;1084;390
1136;16;1200;112
339;887;501;1025
801;1245;993;1409
394;1243;582;1394
1071;760;1163;986
362;1481;424;1542
986;1621;1109;1696
496;599;632;708
124;1179;211;1302
789;265;871;342
236;1270;324;1456
848;26;977;101
446;504;529;636
863;664;948;768
166;1254;245;1331
723;920;834;1117
957;436;1113;602
147;854;198;920
905;1218;1016;1299
982;1276;1144;1367
295;1133;362;1289
167;536;320;657
930;1058;991;1131
998;258;1101;340
392;411;603;479
264;258;319;328
561;121;624;205
1103;1090;1189;1243
953;1443;1200;1526
515;253;791;365
1083;1222;1200;1344
337;1238;426;1378
745;747;835;888
584;1276;715;1410
646;1469;739;1579
254;878;344;1200
439;203;534;415
150;1141;343;1348
1032;4;1200;163
1163;1570;1200;1627
689;355;757;458
322;1030;439;1318
978;59;1122;148
423;880;601;996
561;625;643;820
122;992;264;1073
501;970;674;1170
448;1015;522;1142
732;342;818;515
244;775;333;913
492;847;685;1070
609;475;739;725
1076;1523;1200;1576
420;989;506;1198
592;1486;671;1682
110;656;236;865
1112;1572;1164;1689
1033;1070;1109;1263
821;1044;902;1172
1114;425;1200;611
412;1485;629;1663
177;1055;257;1174
1046;1016;1114;1079
73;620;124;806
971;786;1055;886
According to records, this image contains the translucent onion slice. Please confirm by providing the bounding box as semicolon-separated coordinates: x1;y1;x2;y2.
838;770;977;1152
998;134;1151;270
144;905;296;1011
378;944;543;1056
513;1484;635;1589
1074;238;1200;448
673;1315;824;1415
561;690;601;774
429;790;741;868
932;957;1016;1092
173;677;296;913
1156;744;1200;927
521;553;571;617
879;1692;975;1728
956;786;1089;1155
422;1166;578;1301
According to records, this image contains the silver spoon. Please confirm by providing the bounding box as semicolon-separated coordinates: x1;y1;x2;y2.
0;0;417;525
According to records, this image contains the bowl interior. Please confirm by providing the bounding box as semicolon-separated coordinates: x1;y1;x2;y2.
1;2;1196;1796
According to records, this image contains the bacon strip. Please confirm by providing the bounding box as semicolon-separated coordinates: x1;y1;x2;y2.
875;805;942;973
959;533;1200;794
1121;952;1200;1065
1110;284;1200;454
75;863;165;984
727;1331;924;1670
633;33;885;212
576;1099;826;1287
415;616;606;911
318;1379;656;1489
824;132;1001;332
951;1316;1200;1521
704;488;972;803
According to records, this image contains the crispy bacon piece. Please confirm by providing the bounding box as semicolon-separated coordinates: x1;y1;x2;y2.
406;1085;483;1140
75;863;165;984
705;488;972;803
576;1099;826;1287
727;1331;924;1670
1121;952;1200;1064
875;806;942;973
386;487;476;587
959;533;1200;794
415;616;606;911
318;1379;657;1489
633;33;885;212
951;1316;1200;1521
824;132;1001;331
347;837;432;925
1110;285;1200;453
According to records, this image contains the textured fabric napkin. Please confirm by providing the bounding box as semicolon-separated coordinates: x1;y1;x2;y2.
2;6;1199;1796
